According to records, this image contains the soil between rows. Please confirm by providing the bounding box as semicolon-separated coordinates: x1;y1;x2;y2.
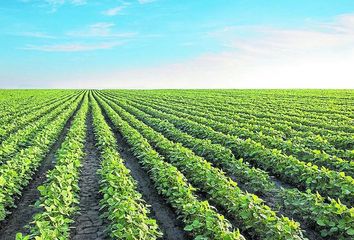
0;96;84;240
70;109;108;240
98;94;255;238
97;95;190;240
104;94;323;240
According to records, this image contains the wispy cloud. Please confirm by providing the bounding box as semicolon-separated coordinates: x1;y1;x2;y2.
44;0;87;6
22;42;122;52
138;0;156;4
70;0;86;5
74;13;354;89
19;22;136;53
67;22;137;38
212;15;354;59
102;6;125;16
13;31;56;39
24;0;89;12
171;13;354;88
321;14;354;34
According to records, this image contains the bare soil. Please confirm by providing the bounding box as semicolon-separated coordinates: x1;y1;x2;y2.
98;96;190;240
0;97;84;240
70;110;108;240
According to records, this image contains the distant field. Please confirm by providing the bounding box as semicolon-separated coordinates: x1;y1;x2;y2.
0;89;353;240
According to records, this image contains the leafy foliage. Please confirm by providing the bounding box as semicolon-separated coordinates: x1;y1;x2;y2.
96;93;244;240
91;93;162;239
98;93;305;240
17;93;89;239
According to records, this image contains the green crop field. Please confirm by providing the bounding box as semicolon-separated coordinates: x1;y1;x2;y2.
0;89;353;240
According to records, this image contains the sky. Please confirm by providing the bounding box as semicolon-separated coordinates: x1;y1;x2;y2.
1;0;354;89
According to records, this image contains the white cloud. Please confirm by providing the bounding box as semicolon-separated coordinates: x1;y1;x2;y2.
68;13;354;89
45;0;86;5
68;22;115;37
67;22;137;38
70;0;86;5
102;6;125;16
321;14;354;34
38;0;87;12
138;0;156;4
19;22;135;53
21;0;87;6
10;9;354;89
14;31;56;39
22;42;121;52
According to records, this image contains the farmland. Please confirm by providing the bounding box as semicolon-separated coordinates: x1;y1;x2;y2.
0;89;353;240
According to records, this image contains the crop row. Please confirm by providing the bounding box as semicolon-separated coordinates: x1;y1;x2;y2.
155;95;353;160
94;94;245;240
115;91;353;151
108;90;351;127
145;92;354;133
114;92;353;156
125;96;354;176
96;93;305;240
191;95;351;131
0;94;81;165
0;90;78;124
0;93;84;221
90;93;162;239
177;96;354;150
165;98;353;161
103;93;354;206
0;92;81;142
0;91;78;129
104;94;354;239
17;93;89;239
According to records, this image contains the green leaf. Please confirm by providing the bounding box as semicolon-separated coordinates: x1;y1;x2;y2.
316;219;326;226
15;233;29;240
347;228;354;236
183;224;194;231
37;185;46;194
0;176;5;186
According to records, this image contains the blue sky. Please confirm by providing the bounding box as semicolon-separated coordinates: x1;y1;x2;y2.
1;0;354;88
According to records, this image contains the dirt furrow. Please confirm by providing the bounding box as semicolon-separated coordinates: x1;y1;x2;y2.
98;97;189;240
0;96;84;240
70;110;108;240
99;93;322;240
